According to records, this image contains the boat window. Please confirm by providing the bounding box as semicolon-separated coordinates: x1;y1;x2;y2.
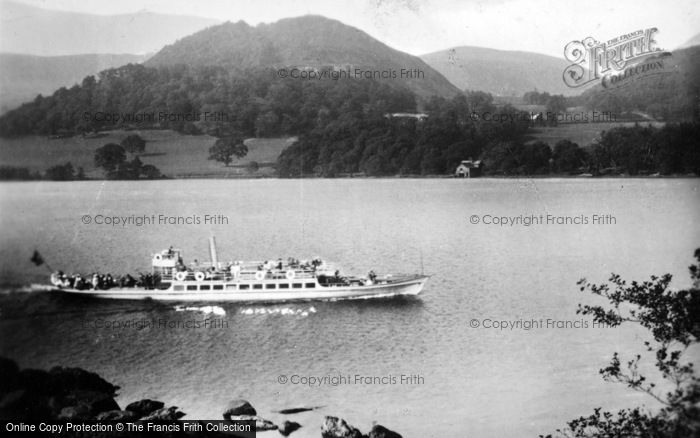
186;285;197;291
226;284;237;290
265;284;276;289
292;283;303;288
305;283;316;288
200;284;210;291
279;283;289;289
173;285;184;291
213;285;224;290
253;284;263;290
240;284;250;290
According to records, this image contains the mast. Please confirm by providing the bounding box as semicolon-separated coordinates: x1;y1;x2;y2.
209;236;219;269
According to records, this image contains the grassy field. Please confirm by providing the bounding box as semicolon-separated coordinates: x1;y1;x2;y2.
1;123;669;179
0;130;296;178
525;121;665;147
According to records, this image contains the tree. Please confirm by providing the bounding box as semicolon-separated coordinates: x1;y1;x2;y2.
120;134;146;154
208;136;248;167
45;162;75;180
0;166;37;180
481;141;523;175
108;156;141;180
544;249;700;437
595;125;656;175
247;161;259;173
520;141;552;174
546;94;567;114
94;143;126;172
254;111;280;137
141;164;162;179
553;140;587;174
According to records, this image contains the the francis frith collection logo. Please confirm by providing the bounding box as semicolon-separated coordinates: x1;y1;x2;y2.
563;27;674;89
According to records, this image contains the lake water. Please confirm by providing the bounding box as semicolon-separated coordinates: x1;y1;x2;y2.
1;178;699;437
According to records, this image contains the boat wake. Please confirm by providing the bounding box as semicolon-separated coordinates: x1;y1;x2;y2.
239;306;317;318
173;305;226;316
0;284;55;294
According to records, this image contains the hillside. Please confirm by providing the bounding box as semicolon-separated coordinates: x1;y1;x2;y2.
0;60;420;139
678;32;700;49
0;53;149;114
146;16;460;100
0;0;220;56
579;46;700;121
421;46;576;96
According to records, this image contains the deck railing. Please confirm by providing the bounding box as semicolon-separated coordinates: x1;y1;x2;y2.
157;268;318;282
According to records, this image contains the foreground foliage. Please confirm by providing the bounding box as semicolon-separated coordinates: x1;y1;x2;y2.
544;249;700;437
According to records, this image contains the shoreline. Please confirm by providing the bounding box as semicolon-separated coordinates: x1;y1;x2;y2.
0;357;404;438
0;173;698;182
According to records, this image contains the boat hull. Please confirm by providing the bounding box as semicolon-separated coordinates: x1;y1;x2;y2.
48;276;428;303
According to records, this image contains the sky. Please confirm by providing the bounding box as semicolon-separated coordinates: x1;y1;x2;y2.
11;0;700;57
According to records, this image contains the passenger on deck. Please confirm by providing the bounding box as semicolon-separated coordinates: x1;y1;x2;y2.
230;262;241;279
124;274;136;287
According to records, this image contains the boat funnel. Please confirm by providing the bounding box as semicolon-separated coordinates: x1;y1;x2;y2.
209;236;219;268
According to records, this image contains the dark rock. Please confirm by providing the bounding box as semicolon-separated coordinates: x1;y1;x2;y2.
17;366;119;399
0;357;20;393
62;390;120;415
277;406;322;414
223;399;257;419
47;396;65;417
227;415;277;431
49;366;119;396
125;399;165;417
279;420;302;436
0;389;51;421
0;359;125;423
140;406;186;421
368;425;402;438
322;416;363;438
57;405;91;421
96;410;139;421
